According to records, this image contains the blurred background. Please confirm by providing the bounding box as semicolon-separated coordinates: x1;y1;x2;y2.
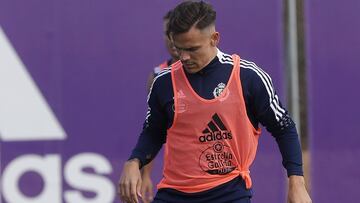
0;0;359;202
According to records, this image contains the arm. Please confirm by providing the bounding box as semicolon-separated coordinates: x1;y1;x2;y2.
242;59;304;176
259;109;311;203
140;71;158;203
241;60;311;202
119;78;167;203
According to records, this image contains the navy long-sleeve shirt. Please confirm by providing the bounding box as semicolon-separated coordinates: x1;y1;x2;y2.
129;50;303;198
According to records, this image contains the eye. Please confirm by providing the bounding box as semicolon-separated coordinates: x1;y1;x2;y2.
174;46;200;52
187;47;198;52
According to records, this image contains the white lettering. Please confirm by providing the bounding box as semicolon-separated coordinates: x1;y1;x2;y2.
1;154;61;203
64;153;115;203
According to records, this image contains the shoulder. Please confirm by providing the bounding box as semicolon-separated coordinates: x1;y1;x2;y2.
239;58;274;87
148;67;172;98
240;59;266;76
153;60;169;74
147;67;174;107
217;49;235;65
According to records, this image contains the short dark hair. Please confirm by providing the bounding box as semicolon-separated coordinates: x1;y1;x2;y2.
167;1;216;37
163;9;173;21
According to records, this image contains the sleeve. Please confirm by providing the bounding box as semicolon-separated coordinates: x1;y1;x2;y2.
241;59;304;176
128;76;167;168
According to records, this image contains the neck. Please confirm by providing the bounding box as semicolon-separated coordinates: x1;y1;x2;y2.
199;47;218;71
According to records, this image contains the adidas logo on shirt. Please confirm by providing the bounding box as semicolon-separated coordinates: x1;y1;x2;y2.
198;113;232;143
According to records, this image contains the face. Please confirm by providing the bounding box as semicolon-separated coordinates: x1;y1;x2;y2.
171;26;219;74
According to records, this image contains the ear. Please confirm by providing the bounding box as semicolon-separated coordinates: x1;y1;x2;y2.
210;31;220;47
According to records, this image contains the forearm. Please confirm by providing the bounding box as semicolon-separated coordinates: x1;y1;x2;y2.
131;74;167;168
274;125;303;176
129;128;165;168
259;109;303;176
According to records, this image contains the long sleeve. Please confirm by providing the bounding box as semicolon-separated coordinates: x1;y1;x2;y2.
240;59;303;176
128;70;169;168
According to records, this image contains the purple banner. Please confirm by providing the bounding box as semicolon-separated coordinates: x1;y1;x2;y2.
305;0;360;202
0;0;285;202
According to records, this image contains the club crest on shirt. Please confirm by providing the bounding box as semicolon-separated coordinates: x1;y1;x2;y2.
213;83;226;98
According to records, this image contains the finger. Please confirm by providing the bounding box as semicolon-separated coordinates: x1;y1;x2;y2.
118;179;126;202
137;178;143;198
118;183;123;202
124;180;132;203
148;187;154;202
142;185;153;203
140;185;146;203
120;184;130;203
140;181;146;197
130;179;139;203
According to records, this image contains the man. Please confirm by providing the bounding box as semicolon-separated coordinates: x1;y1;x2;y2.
146;9;180;92
119;1;312;203
141;9;179;203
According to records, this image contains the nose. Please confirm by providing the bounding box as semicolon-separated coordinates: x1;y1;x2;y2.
178;50;190;61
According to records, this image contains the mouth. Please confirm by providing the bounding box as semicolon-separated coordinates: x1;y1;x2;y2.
183;62;195;68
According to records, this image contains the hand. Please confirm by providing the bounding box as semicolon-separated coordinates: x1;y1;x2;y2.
118;159;142;203
140;173;154;203
287;175;312;203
